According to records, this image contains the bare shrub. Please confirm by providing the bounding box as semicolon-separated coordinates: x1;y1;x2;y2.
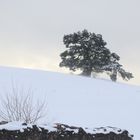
0;85;47;124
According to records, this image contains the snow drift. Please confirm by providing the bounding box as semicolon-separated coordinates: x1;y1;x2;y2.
0;66;139;140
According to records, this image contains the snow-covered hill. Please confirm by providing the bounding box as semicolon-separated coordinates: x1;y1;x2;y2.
0;66;139;140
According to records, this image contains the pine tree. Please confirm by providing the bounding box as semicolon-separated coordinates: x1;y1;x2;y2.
59;29;133;81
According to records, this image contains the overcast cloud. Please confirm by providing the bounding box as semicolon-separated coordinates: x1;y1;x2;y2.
0;0;140;85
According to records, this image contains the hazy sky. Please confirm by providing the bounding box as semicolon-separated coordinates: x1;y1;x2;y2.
0;0;140;85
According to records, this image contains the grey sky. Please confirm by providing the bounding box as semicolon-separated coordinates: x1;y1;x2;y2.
0;0;140;85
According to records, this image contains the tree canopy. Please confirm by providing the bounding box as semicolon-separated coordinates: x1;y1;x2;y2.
59;29;133;81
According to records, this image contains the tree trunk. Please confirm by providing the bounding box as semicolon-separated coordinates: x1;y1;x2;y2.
110;70;117;82
81;68;92;77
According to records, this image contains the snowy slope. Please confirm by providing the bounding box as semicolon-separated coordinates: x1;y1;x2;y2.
0;66;140;140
